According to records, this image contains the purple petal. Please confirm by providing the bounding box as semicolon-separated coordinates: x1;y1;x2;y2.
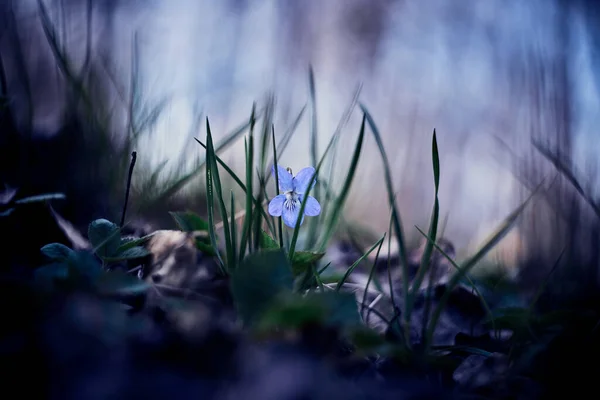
268;194;286;217
293;167;317;194
302;195;321;216
282;203;302;228
271;165;293;192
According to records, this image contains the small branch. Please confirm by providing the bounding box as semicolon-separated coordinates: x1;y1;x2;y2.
120;151;137;227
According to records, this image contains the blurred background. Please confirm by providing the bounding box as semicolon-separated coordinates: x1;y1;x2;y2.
1;0;599;295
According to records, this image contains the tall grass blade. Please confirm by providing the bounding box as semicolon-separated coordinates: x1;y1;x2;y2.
317;114;366;252
152;116;257;205
264;105;307;187
271;126;284;248
360;103;411;341
360;234;386;321
407;130;440;343
204;136;225;274
230;190;238;264
205;119;234;271
305;67;320;247
533;140;600;218
321;84;362;223
194;138;276;235
414;226;495;351
425;178;546;344
287;109;347;262
335;234;386;292
252;99;275;251
239;107;256;261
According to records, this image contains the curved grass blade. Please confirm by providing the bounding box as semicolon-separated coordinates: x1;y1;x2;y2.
414;225;496;350
204;122;225;273
425;178;546;345
408;130;440;346
305;66;320;247
206;119;235;270
335;234;386;292
360;234;386;322
271;126;284;248
287;109;347;262
317;113;366;252
321;84;362;224
264;105;307;187
239;107;257;261
361;103;411;341
194;138;275;235
533;140;600;218
153;115;257;205
230;190;238;264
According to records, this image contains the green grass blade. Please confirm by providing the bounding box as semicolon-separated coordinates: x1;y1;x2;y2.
271;126;284;248
194;138;275;235
533;140;600;218
407;130;441;335
253;167;267;252
425;178;546;344
150;114;259;207
360;103;411;341
360;234;386;320
204;132;225;274
305;66;320;247
317;113;366;252
414;226;495;352
321;84;362;224
257;169;277;238
287;111;347;262
259;96;275;174
264;105;307;187
239;107;257;261
383;203;404;343
335;234;386;292
230;190;238;264
205;118;234;271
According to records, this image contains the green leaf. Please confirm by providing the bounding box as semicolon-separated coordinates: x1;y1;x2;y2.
291;251;325;276
169;211;210;232
319;290;362;327
33;262;70;290
66;251;103;280
230;249;294;325
41;243;74;262
93;270;150;297
259;229;280;249
257;294;328;331
104;246;151;262
117;232;156;253
88;219;121;258
195;239;218;256
256;290;361;332
349;326;388;351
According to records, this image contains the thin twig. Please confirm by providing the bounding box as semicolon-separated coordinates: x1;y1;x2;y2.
120;151;137;227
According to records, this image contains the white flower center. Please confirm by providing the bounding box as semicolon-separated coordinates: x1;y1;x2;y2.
284;190;299;210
